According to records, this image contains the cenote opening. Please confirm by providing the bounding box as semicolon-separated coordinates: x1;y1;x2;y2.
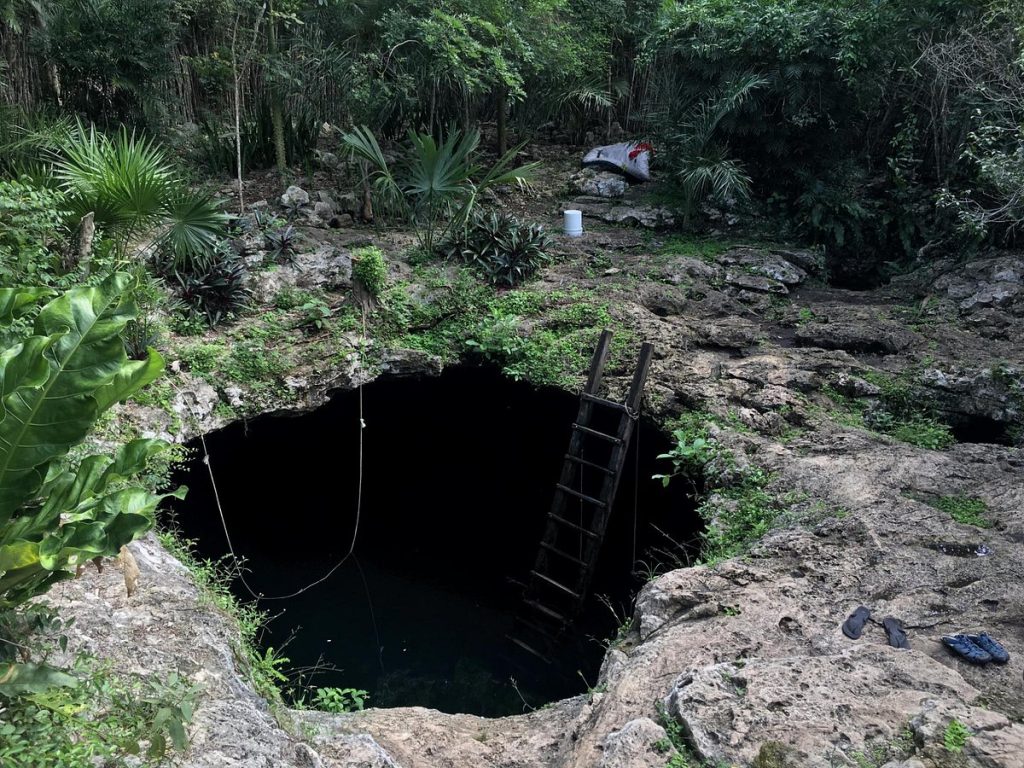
167;366;698;716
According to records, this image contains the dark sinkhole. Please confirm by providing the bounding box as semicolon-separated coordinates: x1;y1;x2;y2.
166;366;698;716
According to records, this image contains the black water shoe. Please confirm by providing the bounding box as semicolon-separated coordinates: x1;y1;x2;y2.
942;634;992;664
967;633;1010;664
842;606;871;640
883;617;910;649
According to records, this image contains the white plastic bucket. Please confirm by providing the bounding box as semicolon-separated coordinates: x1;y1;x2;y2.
563;209;583;237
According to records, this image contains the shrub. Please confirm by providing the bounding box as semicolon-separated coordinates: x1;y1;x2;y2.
0;179;69;286
441;211;552;286
0;276;183;693
312;686;368;713
352;246;389;298
156;242;252;325
195;101;319;174
342;126;537;251
264;225;299;265
54;122;227;266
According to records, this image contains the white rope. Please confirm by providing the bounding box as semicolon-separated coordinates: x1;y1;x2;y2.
183;310;368;602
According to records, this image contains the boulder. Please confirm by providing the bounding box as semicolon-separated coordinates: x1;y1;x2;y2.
570;168;629;199
281;185;310;208
313;201;335;219
726;272;789;295
574;200;676;228
314;150;342;171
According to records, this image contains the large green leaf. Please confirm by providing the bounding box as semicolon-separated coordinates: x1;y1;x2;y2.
0;662;78;697
38;486;183;571
0;287;53;324
0;274;146;524
0;540;38;571
0;334;61;415
93;347;163;414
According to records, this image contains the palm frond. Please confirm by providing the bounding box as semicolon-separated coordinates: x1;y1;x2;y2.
158;190;229;267
679;146;753;205
54;122;176;230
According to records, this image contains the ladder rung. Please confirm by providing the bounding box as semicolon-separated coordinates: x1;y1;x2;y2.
549;514;598;538
564;454;614;475
555;484;607;507
524;600;568;623
581;392;629;412
572;424;622;443
507;635;552;663
540;542;588;568
515;615;560;640
530;570;581;598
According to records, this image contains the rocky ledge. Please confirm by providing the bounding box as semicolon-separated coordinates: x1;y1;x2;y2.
52;229;1024;767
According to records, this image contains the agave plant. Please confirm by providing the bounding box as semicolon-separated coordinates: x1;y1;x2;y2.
52;122;227;266
342;125;538;252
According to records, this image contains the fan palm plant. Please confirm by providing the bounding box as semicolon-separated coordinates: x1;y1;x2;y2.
342;125;538;251
666;73;767;220
52;122;227;268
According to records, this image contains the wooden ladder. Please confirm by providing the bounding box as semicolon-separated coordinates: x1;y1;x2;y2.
508;330;654;663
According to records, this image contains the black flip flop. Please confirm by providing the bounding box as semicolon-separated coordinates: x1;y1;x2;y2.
842;606;871;639
883;617;910;649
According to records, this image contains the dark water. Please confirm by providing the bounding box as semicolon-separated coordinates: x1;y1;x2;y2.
166;366;697;715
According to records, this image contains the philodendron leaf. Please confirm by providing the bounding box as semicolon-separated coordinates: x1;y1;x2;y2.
0;540;39;571
0;287;54;325
0;662;78;696
0;334;63;417
0;274;141;524
37;487;184;570
93;347;164;414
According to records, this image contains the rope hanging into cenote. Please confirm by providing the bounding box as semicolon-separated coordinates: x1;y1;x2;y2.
178;310;369;603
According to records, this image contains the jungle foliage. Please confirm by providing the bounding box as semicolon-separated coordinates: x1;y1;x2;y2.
2;1;1021;280
0;276;183;692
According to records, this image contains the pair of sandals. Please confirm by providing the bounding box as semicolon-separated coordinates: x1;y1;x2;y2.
842;606;909;649
942;633;1010;665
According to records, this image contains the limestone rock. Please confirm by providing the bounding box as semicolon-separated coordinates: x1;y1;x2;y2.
771;248;824;275
919;365;1023;428
171;375;220;425
314;150;341;171
795;321;919;354
570;168;629;198
281;185;310;208
247;245;353;303
726;271;789;295
42;535;322;767
833;372;883;398
598;718;671;768
573;199;676;228
721;248;809;286
313;201;335;219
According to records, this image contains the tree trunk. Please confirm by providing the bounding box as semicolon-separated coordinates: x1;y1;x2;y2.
360;163;374;224
496;85;508;155
268;0;287;174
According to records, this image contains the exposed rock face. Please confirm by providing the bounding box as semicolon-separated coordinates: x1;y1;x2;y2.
570;167;630;198
574;198;677;228
45;534;341;767
598;718;673;768
248;244;353;304
51;190;1024;766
